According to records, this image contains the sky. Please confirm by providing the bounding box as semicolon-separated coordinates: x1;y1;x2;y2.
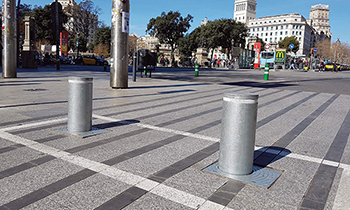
25;0;350;43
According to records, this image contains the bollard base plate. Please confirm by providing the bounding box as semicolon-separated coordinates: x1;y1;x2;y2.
58;127;108;138
203;162;282;189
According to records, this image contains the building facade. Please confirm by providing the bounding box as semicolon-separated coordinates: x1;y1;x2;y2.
309;4;331;39
56;0;76;9
234;0;330;56
234;0;257;24
247;13;315;55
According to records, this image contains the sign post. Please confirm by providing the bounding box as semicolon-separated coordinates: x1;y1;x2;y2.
275;49;286;70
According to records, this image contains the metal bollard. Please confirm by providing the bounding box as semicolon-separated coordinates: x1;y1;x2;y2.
195;63;199;77
132;52;137;82
264;64;269;80
68;77;93;133
218;92;259;175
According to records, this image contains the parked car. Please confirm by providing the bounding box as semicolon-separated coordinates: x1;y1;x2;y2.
324;63;336;71
75;55;108;66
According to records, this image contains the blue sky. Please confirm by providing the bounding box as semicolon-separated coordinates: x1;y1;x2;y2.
25;0;350;43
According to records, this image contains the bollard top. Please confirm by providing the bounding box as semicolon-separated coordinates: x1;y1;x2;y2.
223;92;259;101
68;77;93;83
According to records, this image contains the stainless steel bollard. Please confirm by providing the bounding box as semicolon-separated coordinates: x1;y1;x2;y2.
218;92;259;175
68;77;93;133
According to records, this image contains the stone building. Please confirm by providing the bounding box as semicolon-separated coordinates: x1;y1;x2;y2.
247;13;315;55
309;4;332;39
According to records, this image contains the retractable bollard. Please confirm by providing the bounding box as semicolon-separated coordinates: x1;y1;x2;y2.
68;77;93;133
264;64;269;80
218;93;259;175
195;63;199;77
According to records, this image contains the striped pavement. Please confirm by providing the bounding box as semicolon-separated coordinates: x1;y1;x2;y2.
0;71;349;210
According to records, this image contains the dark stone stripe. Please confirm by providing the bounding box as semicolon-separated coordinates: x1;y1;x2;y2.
208;181;245;206
156;107;221;127
95;186;147;210
259;91;300;108
324;108;350;162
273;94;339;148
0;156;56;179
257;93;319;129
0;115;65;128
35;135;66;143
0;144;25;154
1;169;96;210
65;128;150;153
300;164;338;210
106;87;247;117
9;122;67;135
148;143;220;183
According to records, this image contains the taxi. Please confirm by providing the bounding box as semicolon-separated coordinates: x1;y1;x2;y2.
325;63;335;71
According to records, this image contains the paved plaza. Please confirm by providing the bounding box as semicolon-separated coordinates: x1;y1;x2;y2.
0;66;350;210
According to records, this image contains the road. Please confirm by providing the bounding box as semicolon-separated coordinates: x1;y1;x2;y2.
147;67;350;95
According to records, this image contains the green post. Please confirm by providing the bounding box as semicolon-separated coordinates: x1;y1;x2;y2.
264;64;269;80
195;63;199;77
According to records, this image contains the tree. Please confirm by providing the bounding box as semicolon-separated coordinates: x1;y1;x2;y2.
146;11;193;65
278;36;300;54
314;39;331;60
181;19;248;60
93;25;111;55
129;34;138;58
65;0;101;51
22;4;68;45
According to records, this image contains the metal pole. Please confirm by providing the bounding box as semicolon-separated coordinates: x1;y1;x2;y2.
2;0;17;78
16;0;21;68
55;0;60;70
68;77;93;133
110;0;130;89
218;92;259;175
132;51;137;82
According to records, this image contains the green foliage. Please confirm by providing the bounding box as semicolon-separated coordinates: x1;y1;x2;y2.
146;11;193;63
178;19;248;59
94;26;111;45
278;36;300;54
23;4;68;45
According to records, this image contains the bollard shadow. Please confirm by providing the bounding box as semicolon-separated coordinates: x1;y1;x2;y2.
253;146;291;169
221;81;296;88
93;119;140;129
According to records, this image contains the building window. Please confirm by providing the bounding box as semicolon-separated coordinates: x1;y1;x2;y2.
286;25;288;29
285;31;288;35
271;27;273;30
265;38;268;41
257;28;259;31
293;25;295;29
280;37;282;40
266;33;268;36
275;37;277;41
292;31;295;35
270;32;273;36
275;32;278;36
266;27;268;30
280;32;283;35
276;26;278;30
281;26;283;29
270;38;272;41
261;33;263;36
253;28;255;32
262;28;264;31
295;19;297;21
